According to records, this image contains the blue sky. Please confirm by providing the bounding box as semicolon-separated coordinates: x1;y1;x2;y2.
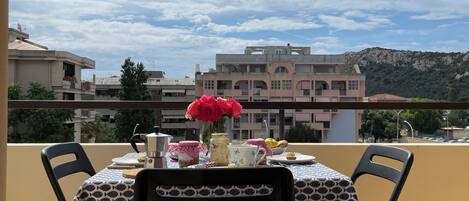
8;0;469;79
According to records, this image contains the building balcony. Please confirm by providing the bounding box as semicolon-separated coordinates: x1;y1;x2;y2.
320;89;340;96
252;88;268;96
81;81;95;95
216;89;233;96
80;109;96;119
161;110;186;116
315;113;332;122
231;89;249;96
161;96;194;102
161;121;196;129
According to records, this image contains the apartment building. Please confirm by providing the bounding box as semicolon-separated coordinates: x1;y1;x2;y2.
196;45;366;142
95;72;197;141
8;28;96;142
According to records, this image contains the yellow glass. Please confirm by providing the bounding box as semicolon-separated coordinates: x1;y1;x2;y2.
209;133;229;166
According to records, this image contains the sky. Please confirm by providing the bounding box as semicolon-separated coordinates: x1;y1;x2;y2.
8;0;469;79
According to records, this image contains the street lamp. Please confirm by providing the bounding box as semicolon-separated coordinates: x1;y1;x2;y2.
403;120;414;141
443;116;449;138
263;119;270;138
395;110;403;142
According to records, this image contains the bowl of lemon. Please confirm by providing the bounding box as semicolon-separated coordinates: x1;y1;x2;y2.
265;138;288;155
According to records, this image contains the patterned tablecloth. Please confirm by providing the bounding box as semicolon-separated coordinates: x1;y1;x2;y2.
74;153;357;201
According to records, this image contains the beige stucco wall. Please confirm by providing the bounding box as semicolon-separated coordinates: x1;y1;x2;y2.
8;59;15;84
7;143;469;201
10;60;52;90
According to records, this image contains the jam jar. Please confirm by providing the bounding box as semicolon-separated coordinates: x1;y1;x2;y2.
177;141;200;167
209;133;229;166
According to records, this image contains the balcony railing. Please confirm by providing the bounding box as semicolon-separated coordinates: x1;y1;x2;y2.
9;100;469;140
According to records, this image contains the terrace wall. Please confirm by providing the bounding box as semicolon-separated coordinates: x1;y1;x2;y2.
7;143;469;201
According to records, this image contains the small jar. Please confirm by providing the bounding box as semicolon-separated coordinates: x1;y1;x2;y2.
177;141;200;168
210;133;229;166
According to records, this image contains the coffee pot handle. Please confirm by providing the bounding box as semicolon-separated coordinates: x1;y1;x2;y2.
129;134;146;153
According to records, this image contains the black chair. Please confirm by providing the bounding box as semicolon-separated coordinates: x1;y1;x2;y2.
351;145;414;201
41;142;96;201
134;167;294;201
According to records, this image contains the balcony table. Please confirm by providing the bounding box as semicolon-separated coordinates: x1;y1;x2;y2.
73;153;357;201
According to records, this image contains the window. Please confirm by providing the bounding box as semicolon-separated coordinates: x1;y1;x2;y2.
275;49;282;54
303;89;310;96
254;113;267;123
285;117;293;126
271;80;281;90
348;80;359;90
270;113;279;125
275;66;288;74
63;62;75;77
242;130;249;139
63;93;74;100
233;118;240;128
204;80;214;89
282;80;291;89
233;130;240;140
240;114;249;123
323;121;330;128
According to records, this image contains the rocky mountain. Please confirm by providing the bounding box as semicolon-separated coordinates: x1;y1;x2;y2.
345;47;469;101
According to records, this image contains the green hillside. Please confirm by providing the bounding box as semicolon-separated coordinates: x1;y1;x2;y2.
345;47;469;101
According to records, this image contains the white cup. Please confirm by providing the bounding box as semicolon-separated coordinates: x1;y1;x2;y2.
228;144;266;167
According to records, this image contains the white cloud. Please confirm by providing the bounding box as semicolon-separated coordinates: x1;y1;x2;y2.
8;0;469;77
310;36;344;54
319;14;392;30
207;17;321;33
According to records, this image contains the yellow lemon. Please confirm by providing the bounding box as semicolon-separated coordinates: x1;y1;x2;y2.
265;138;278;148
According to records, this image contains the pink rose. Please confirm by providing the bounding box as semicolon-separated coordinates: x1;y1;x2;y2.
197;95;222;122
228;98;242;117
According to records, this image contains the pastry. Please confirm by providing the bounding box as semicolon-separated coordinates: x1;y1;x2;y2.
286;152;296;160
137;154;146;163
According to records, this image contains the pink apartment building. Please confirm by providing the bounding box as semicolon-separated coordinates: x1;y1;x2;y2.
196;45;365;142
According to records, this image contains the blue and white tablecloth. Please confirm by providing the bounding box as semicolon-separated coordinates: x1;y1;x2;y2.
74;153;357;201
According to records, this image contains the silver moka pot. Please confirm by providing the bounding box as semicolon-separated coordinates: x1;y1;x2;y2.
130;126;173;168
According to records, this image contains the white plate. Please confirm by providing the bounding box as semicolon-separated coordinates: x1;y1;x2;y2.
111;157;143;166
267;153;315;164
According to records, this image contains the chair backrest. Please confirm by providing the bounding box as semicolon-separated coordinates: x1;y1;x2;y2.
41;142;96;201
134;167;294;201
351;145;414;201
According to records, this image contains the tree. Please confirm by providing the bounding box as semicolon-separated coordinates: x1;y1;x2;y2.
8;83;75;142
285;123;321;143
402;98;442;134
448;110;469;128
114;58;155;142
361;110;397;142
81;115;117;143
